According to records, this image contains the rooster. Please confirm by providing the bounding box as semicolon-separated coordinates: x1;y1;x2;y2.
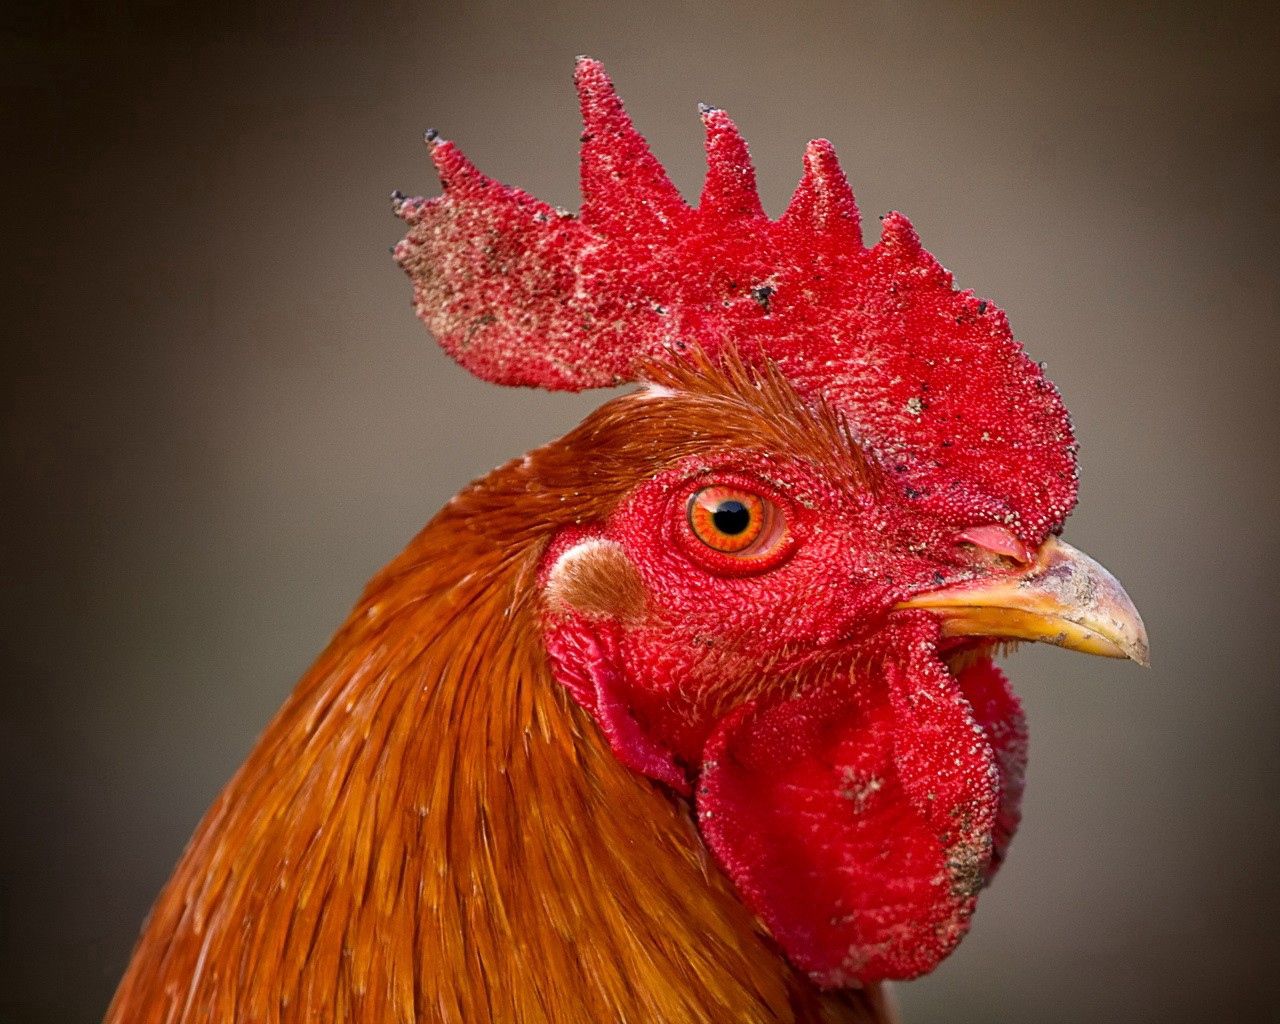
108;58;1147;1024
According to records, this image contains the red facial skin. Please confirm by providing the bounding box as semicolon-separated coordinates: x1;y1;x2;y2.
541;452;1028;985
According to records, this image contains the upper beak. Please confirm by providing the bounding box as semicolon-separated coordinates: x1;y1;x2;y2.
896;536;1149;666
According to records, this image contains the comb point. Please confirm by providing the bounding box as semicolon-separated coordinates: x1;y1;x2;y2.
427;138;490;196
877;210;925;260
779;139;862;250
698;106;764;221
574;58;685;233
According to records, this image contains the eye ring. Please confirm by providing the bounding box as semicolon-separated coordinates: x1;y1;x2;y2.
674;475;797;576
687;486;768;553
682;480;793;572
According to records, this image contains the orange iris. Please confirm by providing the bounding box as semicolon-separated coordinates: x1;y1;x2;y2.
687;486;767;554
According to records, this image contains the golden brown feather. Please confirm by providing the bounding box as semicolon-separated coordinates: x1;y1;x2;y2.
108;360;895;1023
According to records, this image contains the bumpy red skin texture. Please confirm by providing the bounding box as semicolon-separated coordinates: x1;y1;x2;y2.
540;454;1031;984
399;59;1068;987
698;621;998;985
955;657;1028;877
395;58;1078;544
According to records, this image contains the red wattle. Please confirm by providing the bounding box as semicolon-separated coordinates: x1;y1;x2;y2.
695;625;1000;985
953;656;1027;878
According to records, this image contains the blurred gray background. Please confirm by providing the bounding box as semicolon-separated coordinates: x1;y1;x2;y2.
3;2;1278;1021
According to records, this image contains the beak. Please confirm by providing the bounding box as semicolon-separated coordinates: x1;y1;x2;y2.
896;536;1149;666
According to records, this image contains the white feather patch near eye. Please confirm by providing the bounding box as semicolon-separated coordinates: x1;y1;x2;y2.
544;539;646;621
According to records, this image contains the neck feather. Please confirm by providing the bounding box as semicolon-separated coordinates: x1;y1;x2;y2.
108;452;887;1024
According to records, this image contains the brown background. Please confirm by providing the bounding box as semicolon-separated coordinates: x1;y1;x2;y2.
3;2;1278;1022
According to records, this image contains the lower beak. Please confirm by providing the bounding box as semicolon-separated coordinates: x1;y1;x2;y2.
896;536;1149;666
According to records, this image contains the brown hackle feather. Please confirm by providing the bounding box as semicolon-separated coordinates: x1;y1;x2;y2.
107;356;896;1023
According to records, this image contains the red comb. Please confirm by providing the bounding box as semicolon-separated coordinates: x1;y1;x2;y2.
394;58;1078;541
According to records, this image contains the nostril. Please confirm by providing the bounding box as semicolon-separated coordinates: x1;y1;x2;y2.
955;525;1035;566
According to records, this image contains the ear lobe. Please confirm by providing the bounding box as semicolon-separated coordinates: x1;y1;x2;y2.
543;538;647;622
543;539;689;794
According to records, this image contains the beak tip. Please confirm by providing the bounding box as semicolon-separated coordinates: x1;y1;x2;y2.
1125;616;1151;668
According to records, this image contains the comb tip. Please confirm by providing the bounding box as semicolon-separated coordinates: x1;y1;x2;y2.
878;210;920;247
391;191;425;224
425;135;491;196
574;56;623;121
698;104;763;219
804;137;836;162
779;136;862;247
574;55;686;230
573;55;609;89
877;210;951;283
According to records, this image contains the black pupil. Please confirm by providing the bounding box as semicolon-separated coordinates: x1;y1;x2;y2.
711;499;751;535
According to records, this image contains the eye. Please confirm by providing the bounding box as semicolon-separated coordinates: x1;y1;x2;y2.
675;477;797;575
687;486;776;555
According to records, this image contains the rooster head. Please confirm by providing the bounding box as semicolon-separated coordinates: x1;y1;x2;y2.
394;58;1147;988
